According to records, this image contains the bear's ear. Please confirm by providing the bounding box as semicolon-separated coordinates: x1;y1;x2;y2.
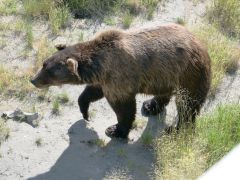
55;44;67;51
66;58;80;79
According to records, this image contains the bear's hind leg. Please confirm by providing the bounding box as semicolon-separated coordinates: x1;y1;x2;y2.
167;91;205;133
105;96;136;139
78;85;104;120
142;95;171;116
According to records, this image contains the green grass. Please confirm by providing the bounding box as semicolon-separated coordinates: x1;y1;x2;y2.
0;38;7;49
79;32;85;42
49;6;71;34
132;118;146;129
0;118;10;145
25;20;33;49
51;92;70;114
142;0;159;20
122;11;134;29
176;17;186;25
0;65;39;99
35;138;43;146
197;104;240;167
23;0;53;17
52;99;60;115
35;36;55;71
155;104;240;179
207;0;240;37
193;25;240;93
103;17;117;26
0;0;18;15
56;92;70;104
23;0;71;34
141;131;153;146
87;139;106;148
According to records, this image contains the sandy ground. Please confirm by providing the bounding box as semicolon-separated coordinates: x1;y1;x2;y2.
0;0;239;180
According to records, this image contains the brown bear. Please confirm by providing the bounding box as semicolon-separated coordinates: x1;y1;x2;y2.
31;23;211;138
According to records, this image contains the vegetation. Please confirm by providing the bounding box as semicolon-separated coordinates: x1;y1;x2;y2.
64;0;160;19
88;139;106;148
23;0;71;34
56;92;70;104
25;20;33;49
0;118;10;145
35;138;43;146
155;104;240;179
52;98;60;115
207;0;240;37
0;0;18;15
0;66;35;99
141;131;153;146
193;25;240;92
198;104;240;167
122;11;134;28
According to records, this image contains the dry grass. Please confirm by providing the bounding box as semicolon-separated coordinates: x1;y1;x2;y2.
207;0;240;37
193;25;240;93
155;132;207;180
34;36;55;72
0;66;35;99
0;118;10;145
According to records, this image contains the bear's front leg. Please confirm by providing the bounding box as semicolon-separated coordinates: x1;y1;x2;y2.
105;96;136;139
78;85;104;120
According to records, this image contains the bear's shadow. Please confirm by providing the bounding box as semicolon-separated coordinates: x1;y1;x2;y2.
28;113;166;180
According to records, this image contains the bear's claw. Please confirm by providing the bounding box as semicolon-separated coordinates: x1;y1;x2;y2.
141;99;158;116
105;124;129;139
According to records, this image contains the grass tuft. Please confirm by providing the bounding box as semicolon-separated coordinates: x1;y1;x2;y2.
0;118;10;145
141;131;153;146
25;20;33;49
56;92;70;104
88;139;106;148
35;138;43;146
207;0;240;37
52;99;60;115
122;11;134;29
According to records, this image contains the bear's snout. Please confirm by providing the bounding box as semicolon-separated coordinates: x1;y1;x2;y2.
30;78;36;86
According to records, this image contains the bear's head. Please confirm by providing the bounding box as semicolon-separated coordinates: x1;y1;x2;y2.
31;44;85;89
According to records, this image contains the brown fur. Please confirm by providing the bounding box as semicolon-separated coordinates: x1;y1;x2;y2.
31;23;211;138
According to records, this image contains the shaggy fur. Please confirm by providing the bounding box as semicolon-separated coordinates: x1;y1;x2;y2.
31;23;211;138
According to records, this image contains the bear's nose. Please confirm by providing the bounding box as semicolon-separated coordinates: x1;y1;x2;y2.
30;79;36;85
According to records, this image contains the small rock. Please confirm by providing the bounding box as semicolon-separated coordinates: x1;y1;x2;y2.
1;108;40;127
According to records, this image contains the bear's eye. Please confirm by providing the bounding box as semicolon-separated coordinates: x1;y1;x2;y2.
55;65;63;70
43;62;47;69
